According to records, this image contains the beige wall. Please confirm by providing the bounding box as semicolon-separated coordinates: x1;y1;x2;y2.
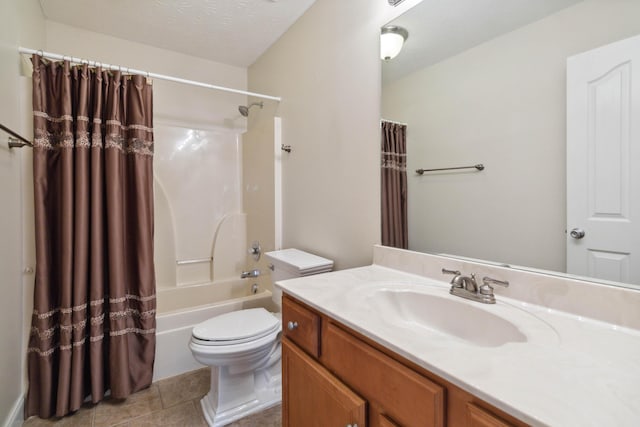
0;1;44;424
248;0;419;270
382;0;640;272
242;107;277;291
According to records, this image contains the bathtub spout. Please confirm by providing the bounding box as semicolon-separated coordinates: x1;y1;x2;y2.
241;269;260;279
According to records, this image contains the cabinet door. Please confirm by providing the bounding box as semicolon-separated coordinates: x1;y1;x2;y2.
323;322;444;427
380;414;401;427
283;338;366;427
467;403;514;427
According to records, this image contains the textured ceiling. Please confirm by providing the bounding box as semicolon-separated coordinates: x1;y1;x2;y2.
383;0;584;84
39;0;317;67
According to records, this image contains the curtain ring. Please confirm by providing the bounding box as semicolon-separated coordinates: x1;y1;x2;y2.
37;49;44;58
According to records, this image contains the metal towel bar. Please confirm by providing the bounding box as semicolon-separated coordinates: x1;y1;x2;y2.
176;257;213;266
416;164;484;175
1;122;33;148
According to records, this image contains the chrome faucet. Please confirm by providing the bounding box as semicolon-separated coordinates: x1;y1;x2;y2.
442;268;509;304
241;269;260;279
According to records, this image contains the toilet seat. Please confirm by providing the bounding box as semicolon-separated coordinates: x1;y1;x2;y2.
192;308;281;346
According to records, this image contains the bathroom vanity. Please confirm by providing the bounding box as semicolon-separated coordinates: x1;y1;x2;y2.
282;294;524;427
276;246;640;427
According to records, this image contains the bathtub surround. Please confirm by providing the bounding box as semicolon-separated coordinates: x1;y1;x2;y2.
26;56;156;418
152;124;245;287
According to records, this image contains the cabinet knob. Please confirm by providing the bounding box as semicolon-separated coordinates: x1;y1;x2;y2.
287;321;299;331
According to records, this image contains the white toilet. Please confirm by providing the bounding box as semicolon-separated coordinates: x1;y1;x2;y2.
189;249;333;426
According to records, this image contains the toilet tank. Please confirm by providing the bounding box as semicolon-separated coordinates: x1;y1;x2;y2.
264;249;333;309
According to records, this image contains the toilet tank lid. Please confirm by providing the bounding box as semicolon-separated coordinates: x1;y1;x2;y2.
192;308;279;342
264;248;333;272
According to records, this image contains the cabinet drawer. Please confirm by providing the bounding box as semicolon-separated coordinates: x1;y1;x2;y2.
282;296;321;358
323;322;445;427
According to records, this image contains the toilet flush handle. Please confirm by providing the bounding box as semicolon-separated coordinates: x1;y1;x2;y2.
287;321;298;331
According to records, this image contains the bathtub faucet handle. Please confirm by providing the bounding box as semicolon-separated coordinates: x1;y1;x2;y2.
240;269;261;279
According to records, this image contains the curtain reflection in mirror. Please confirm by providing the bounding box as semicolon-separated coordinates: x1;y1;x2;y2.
381;121;408;249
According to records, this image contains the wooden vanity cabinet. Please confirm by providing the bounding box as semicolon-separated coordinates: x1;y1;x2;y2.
282;296;321;357
282;294;527;427
466;403;514;427
282;339;366;427
322;321;445;427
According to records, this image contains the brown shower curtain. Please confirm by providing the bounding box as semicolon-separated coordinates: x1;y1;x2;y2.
381;121;408;249
26;55;156;419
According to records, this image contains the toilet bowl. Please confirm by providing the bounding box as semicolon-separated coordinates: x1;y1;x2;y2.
189;308;282;427
189;249;333;426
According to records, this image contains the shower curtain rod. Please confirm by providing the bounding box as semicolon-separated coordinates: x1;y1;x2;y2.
18;47;282;102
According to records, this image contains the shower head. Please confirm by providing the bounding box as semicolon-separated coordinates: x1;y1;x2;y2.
238;102;264;117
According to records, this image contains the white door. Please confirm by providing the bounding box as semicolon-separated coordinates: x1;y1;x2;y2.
567;34;640;285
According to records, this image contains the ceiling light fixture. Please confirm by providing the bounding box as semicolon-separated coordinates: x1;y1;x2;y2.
380;26;409;61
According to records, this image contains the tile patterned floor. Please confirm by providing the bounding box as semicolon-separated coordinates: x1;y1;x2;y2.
23;368;282;427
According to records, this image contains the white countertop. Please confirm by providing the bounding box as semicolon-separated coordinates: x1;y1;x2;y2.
276;265;640;427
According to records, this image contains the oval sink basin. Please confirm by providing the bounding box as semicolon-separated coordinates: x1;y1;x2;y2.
362;287;529;347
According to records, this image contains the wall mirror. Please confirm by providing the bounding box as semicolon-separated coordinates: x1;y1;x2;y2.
381;0;640;290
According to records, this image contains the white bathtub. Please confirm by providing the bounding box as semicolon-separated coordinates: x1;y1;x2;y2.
154;279;275;381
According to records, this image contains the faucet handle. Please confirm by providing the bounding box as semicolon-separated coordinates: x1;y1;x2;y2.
482;277;509;287
480;277;509;295
442;268;461;276
442;268;462;286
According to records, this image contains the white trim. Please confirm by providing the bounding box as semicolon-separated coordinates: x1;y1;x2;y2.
19;47;281;102
274;117;283;250
4;395;24;427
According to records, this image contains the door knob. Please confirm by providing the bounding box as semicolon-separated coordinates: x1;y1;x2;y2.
287;321;298;331
570;228;585;239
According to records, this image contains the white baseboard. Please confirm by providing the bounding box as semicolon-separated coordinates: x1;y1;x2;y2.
4;395;23;427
